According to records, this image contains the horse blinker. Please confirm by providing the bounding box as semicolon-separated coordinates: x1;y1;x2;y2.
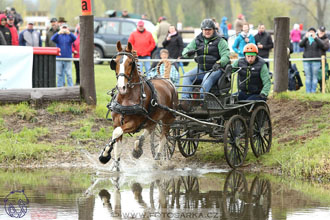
110;59;117;70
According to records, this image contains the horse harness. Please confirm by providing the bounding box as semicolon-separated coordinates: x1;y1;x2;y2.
107;51;161;133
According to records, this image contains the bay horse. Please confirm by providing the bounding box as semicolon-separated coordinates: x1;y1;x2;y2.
99;41;178;170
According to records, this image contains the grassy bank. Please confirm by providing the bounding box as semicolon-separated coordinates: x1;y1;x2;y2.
1;57;330;181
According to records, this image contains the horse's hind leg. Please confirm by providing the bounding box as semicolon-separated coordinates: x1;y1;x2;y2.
154;125;169;160
132;129;150;159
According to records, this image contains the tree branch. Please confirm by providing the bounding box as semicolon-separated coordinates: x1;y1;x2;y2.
290;0;318;22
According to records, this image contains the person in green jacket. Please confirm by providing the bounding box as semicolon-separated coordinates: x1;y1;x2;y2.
232;43;271;101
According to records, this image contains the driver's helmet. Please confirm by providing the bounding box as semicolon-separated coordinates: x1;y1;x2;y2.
243;43;258;54
200;19;216;30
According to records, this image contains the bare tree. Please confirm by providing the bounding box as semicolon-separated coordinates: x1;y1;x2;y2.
290;0;328;26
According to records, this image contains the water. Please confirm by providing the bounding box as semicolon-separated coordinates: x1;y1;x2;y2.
0;167;330;220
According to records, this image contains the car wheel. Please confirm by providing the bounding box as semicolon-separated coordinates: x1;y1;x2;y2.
94;46;104;64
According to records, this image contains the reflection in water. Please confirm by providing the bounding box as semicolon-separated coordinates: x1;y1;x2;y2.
1;169;330;219
87;171;271;220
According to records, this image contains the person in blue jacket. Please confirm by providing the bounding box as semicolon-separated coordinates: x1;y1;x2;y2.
51;23;76;87
220;16;228;40
232;23;255;58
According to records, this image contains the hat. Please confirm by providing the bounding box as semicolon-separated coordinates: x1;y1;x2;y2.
319;26;326;32
50;17;57;22
28;21;34;25
61;23;68;28
137;20;144;27
0;14;7;20
58;17;67;23
308;27;316;32
7;15;14;20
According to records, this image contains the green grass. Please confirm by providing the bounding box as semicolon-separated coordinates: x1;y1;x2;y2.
0;102;37;121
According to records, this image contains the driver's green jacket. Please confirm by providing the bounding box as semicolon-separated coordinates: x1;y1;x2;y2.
232;59;271;96
182;37;230;68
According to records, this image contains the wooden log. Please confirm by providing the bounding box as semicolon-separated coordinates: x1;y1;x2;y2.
0;86;81;103
273;17;290;93
80;15;97;105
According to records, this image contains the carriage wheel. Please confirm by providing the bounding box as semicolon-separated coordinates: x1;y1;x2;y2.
222;170;249;218
249;106;272;157
178;130;200;157
150;124;176;160
224;115;249;168
249;176;272;218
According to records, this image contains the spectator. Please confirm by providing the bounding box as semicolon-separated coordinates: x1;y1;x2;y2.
220;16;228;40
147;49;180;85
299;27;326;93
232;23;255;58
141;14;148;20
51;23;76;87
155;16;170;58
0;14;11;45
5;15;18;45
181;18;230;107
128;20;155;73
72;24;80;85
10;8;23;31
317;26;330;91
254;24;273;69
231;43;271;101
234;14;246;35
290;24;301;53
19;22;41;47
212;17;220;33
121;10;130;18
162;25;184;73
45;18;59;47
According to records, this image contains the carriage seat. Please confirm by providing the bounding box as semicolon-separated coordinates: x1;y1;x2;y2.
209;67;232;96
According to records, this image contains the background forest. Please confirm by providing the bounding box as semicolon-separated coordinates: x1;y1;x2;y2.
0;0;329;30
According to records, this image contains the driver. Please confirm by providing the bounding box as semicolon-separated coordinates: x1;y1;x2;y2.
180;19;230;103
232;43;271;101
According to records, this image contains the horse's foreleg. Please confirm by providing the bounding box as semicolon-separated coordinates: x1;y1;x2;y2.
132;129;150;159
99;127;123;165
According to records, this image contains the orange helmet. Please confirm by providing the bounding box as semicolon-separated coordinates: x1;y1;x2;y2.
243;43;258;54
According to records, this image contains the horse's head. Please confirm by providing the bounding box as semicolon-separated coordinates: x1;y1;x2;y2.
110;41;138;95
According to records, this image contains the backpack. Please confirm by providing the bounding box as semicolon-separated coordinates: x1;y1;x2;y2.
288;63;303;91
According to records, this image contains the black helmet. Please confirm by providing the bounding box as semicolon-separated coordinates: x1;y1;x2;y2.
200;19;216;30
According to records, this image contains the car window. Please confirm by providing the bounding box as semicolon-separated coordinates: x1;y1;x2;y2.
122;22;136;36
94;21;101;33
98;21;120;34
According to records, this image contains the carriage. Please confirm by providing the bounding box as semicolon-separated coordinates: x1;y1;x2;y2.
101;41;272;170
149;62;272;169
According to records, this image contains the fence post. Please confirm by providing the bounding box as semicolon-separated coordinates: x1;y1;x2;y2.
322;55;326;93
80;0;96;105
273;17;290;93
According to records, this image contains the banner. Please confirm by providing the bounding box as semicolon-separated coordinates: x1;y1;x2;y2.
0;46;33;89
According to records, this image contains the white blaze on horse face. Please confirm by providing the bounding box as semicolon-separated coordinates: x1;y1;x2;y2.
118;55;128;94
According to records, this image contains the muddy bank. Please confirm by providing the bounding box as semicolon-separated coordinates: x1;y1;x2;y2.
1;98;329;171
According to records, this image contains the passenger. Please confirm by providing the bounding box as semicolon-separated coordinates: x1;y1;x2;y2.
147;49;180;85
232;43;271;101
180;18;230;102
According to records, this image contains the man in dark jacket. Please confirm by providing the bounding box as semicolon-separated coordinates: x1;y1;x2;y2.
0;14;12;45
254;24;273;69
232;43;271;101
316;26;330;91
45;18;59;47
19;22;42;47
181;18;230;101
299;27;327;93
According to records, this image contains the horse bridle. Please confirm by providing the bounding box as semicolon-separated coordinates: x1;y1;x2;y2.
110;51;137;84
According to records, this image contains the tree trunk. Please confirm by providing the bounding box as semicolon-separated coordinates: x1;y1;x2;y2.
0;86;81;103
80;15;97;105
273;17;290;93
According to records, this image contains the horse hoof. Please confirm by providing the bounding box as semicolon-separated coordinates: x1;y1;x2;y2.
99;149;111;164
154;152;161;160
132;148;143;159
